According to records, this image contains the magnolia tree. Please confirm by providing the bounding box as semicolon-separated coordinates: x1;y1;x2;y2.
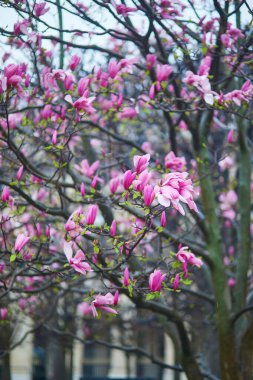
0;0;252;379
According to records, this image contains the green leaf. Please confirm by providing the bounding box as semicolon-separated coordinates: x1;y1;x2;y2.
127;284;133;297
96;308;102;319
17;206;26;214
104;225;110;232
201;45;208;55
52;160;59;168
94;246;100;254
133;191;140;199
171;261;181;269
9;181;18;186
10;254;17;263
130;148;137;159
181;278;192;286
145;293;156;301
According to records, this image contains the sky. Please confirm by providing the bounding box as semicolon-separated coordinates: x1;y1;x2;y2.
0;0;251;68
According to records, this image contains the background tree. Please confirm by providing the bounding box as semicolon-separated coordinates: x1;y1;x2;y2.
0;1;252;379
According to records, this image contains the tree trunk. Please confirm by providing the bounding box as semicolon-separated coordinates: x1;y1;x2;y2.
195;114;241;380
1;352;11;380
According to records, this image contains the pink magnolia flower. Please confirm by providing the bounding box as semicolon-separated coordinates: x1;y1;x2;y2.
36;223;42;238
156;64;173;83
2;63;25;92
160;211;166;227
118;107;137;120
149;269;166;292
133;154;150;174
108;59;121;79
110;220;117;237
45;225;51;238
179;120;188;130
183;71;216;105
78;302;93;316
64;241;92;275
228;278;236;288
228;246;235;257
221;34;230;48
164;151;186;172
52;69;67;81
0;261;5;273
176;246;203;275
123;267;130;286
52;130;57;145
224;256;230;266
149;84;155;99
241;80;253;97
221;23;243;49
16;165;24;181
219;190;238;220
34;2;50;17
41;104;52;119
31;175;43;184
74;159;100;178
0;308;8;320
1;186;10;202
77;77;90;96
173;273;180;291
99;72;109;87
15;234;30;252
91;175;98;189
224;80;253;106
227;129;234;144
80;182;85;197
6;71;21;86
65;94;96;114
64;74;74;91
198;56;212;76
141;141;154;155
224;90;245;106
146;54;157;70
25;74;30;87
14;19;30;35
109;177;120;194
64;207;83;236
86;205;98;225
143;185;155;206
91;293;118;317
114;290;119;305
19;299;26;311
133;170;152;192
69;55;81;71
218;156;234;171
0;76;7;94
2;52;10;63
123;170;136;190
155;172;198;215
4;64;21;79
119;57;138;74
114;4;137;17
76;2;88;11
